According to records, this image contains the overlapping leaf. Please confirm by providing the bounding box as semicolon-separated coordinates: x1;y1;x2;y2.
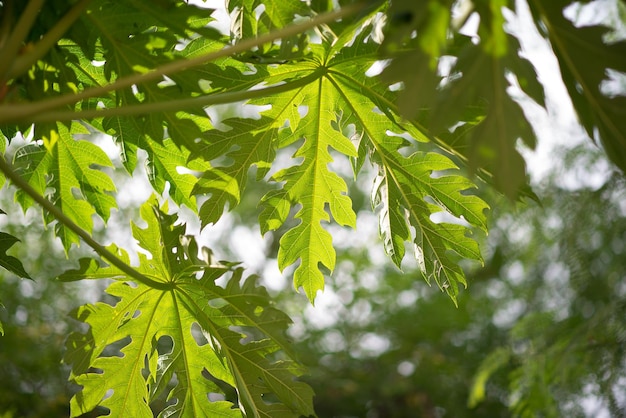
228;0;309;36
189;57;357;300
87;0;220;170
266;71;358;300
40;0;222;212
222;55;358;301
5;0;489;305
61;197;314;417
529;0;626;174
190;21;487;301
193;116;277;226
105;111;211;210
318;35;488;301
381;0;546;197
13;122;116;250
430;37;539;197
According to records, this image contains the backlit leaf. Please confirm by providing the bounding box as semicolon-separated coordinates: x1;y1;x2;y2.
529;0;626;174
62;197;314;417
13;122;116;251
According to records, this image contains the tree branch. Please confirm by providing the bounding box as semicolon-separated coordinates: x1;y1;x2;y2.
7;0;92;80
0;0;45;83
22;69;324;124
0;2;365;123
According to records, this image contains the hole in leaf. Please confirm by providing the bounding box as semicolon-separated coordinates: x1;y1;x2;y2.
229;325;265;345
198;79;212;92
253;3;265;19
429;210;470;227
388;81;403;91
203;368;238;405
157;335;174;356
101;336;131;358
208;393;226;402
297;105;308;118
103;388;114;401
191;322;209;346
208;297;228;309
365;60;389;77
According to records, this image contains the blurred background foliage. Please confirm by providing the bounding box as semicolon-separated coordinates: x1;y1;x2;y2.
280;143;626;418
0;199;80;417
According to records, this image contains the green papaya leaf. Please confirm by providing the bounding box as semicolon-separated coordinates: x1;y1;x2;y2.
13;122;116;251
62;197;314;417
529;0;626;174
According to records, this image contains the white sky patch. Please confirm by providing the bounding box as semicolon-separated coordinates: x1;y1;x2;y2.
352;333;391;358
190;0;230;35
507;0;588;183
304;288;344;329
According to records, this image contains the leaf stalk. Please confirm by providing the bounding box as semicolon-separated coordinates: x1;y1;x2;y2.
0;155;171;290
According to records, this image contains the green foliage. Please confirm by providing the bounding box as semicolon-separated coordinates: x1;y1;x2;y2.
0;209;31;334
14;122;117;250
381;0;546;197
61;198;313;417
0;228;31;318
286;147;626;417
0;0;624;415
0;212;30;282
467;170;626;417
529;0;626;174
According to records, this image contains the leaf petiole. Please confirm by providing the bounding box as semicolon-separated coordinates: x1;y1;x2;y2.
0;155;171;290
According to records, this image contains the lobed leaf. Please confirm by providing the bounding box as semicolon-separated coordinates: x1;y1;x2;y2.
13;122;116;251
326;32;488;301
381;1;546;198
190;21;488;302
529;0;626;175
63;197;314;417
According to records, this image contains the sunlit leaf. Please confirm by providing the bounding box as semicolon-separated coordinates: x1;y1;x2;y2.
62;197;314;417
13;122;116;251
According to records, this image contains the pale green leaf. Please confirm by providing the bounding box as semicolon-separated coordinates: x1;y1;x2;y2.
13;122;116;251
63;197;314;417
